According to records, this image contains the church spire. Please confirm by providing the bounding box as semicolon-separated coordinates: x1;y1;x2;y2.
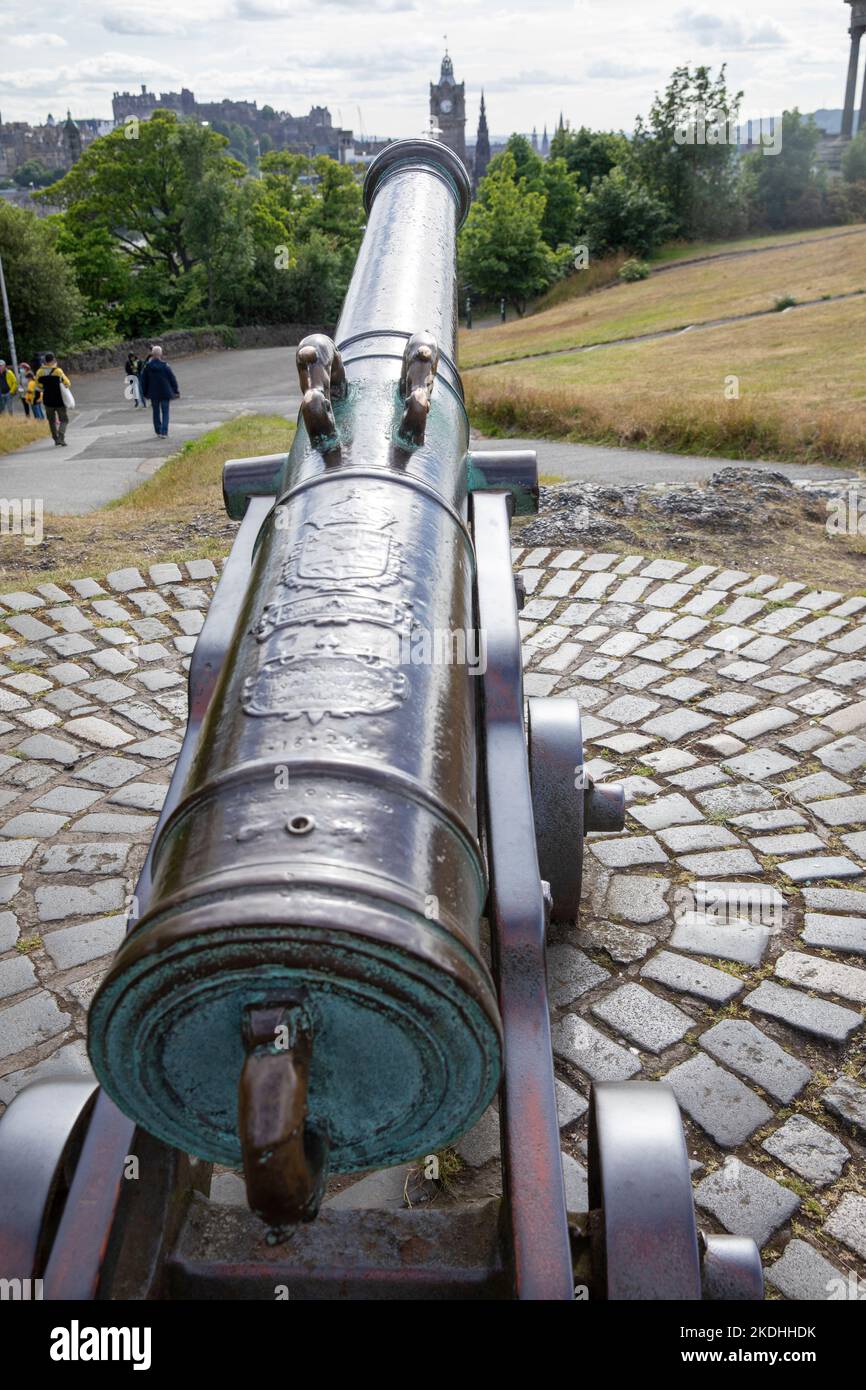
473;89;491;195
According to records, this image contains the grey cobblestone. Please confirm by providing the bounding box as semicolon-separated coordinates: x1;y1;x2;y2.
745;981;863;1044
699;1019;811;1103
803;913;866;955
762;1116;849;1187
42;915;129;970
695;1158;799;1246
766;1240;846;1301
666;1057;772;1147
547;944;610;1007
639;951;742;1004
591;982;692;1053
0;993;71;1061
668;915;771;966
822;1076;866;1128
774;950;866;1004
824;1196;866;1261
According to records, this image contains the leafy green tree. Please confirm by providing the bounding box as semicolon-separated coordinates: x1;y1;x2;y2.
485;138;580;250
459;153;556;313
51;218;131;340
541;156;582;248
577;168;671;257
630;64;743;238
842;128;866;183
0;202;83;357
13;159;61;189
740;110;822;230
487;134;545;193
549;125;629;189
41;111;245;284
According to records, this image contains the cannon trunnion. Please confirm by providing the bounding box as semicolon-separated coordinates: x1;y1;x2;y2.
0;140;763;1301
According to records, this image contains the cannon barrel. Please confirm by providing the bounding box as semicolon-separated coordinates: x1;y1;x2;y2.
88;140;502;1231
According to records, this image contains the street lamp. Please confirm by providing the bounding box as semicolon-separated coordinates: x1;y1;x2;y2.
0;252;19;378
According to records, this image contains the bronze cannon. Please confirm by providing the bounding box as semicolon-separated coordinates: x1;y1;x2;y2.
0;140;762;1301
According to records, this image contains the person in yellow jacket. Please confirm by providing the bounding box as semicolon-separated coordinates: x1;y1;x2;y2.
23;372;45;420
35;353;72;446
0;361;18;416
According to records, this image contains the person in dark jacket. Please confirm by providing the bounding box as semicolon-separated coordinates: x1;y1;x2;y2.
140;345;179;438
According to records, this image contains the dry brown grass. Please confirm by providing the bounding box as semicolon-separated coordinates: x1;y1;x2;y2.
466;295;866;468
460;227;866;369
3;414;292;590
0;415;51;456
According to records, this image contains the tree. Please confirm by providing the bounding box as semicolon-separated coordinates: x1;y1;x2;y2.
13;159;61;189
741;110;822;230
541;156;582;248
485;137;580;250
51;218;132;340
842;128;866;183
549;125;628;189
630;65;743;238
41;111;246;284
487;135;545;194
578;168;671;258
459;153;556;313
0;202;83;358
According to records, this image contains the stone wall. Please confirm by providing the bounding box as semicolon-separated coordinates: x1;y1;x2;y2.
63;323;333;374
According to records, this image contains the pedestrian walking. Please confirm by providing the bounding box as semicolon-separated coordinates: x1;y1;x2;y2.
140;345;179;438
24;371;44;420
36;352;74;447
0;360;18;416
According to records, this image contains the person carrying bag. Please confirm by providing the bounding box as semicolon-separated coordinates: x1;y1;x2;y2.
36;352;74;446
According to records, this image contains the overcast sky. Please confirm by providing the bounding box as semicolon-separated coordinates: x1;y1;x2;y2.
0;0;857;137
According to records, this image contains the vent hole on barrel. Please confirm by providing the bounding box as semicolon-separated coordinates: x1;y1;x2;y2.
287;814;316;836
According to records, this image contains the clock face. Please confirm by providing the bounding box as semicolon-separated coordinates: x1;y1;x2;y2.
440;98;453;114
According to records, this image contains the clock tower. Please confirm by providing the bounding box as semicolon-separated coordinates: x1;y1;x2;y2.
430;49;466;165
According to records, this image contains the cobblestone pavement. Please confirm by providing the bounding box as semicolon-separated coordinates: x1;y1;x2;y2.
0;549;864;1300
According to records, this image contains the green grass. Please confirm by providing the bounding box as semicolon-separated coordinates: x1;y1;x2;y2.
460;226;866;369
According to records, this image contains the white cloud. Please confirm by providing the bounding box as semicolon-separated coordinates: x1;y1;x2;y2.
102;11;189;36
8;34;67;48
673;9;788;51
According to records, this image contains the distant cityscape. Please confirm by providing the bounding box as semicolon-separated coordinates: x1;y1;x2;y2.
0;52;532;195
0;44;862;206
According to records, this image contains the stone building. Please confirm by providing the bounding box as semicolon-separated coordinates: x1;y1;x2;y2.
430;51;466;164
0;110;106;180
111;86;353;161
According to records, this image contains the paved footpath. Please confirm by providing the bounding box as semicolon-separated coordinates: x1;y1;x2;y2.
0;347;302;515
0;344;844;515
0;549;864;1298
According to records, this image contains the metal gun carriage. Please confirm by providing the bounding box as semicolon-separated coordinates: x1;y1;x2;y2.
0;140;762;1301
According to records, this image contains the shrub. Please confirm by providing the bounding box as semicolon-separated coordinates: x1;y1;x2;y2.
619;259;651;282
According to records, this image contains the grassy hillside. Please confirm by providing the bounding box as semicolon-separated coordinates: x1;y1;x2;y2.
460;226;866;369
462;226;866;466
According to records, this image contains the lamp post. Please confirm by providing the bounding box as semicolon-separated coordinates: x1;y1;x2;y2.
0;252;19;378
